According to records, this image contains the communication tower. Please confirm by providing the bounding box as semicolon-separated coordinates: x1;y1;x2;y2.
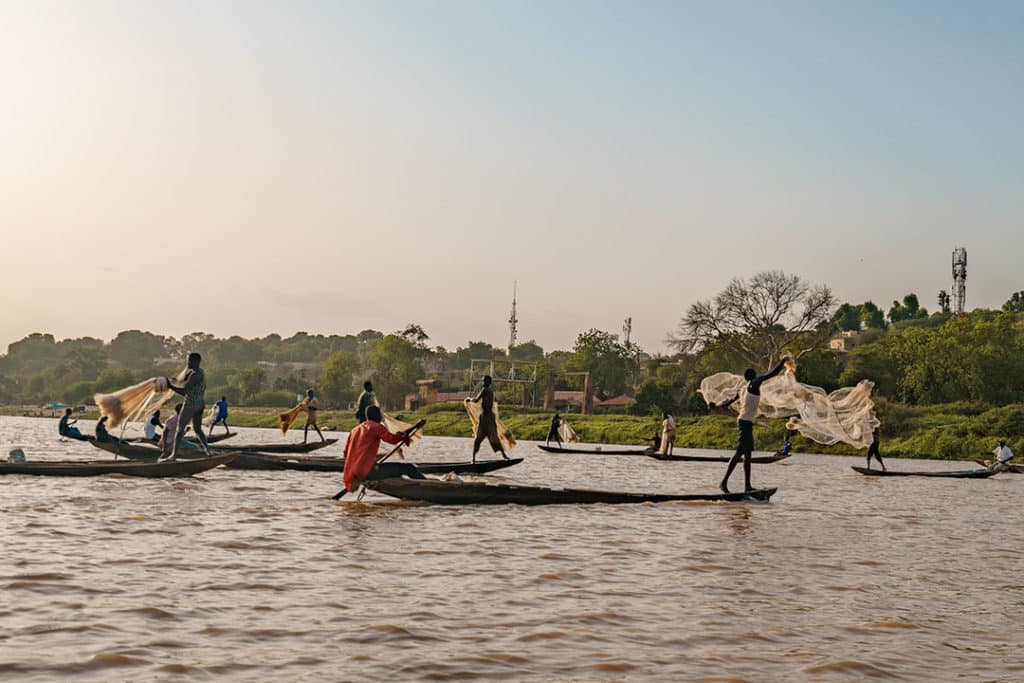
952;248;967;316
508;281;518;352
623;317;632;345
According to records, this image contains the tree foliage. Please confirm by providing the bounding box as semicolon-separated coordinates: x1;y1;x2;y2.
1003;291;1024;313
671;271;836;367
319;351;359;407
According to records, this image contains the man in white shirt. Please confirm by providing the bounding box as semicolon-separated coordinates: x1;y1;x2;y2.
993;440;1014;468
658;412;677;455
144;410;163;442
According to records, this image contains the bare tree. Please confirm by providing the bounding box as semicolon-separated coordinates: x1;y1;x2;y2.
669;271;836;368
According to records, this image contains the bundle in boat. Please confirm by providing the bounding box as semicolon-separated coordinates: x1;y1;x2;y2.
94;377;173;430
699;359;879;449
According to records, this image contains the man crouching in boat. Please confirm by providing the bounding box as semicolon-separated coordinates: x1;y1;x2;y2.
342;406;424;493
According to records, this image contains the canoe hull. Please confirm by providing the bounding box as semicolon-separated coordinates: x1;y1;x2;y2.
647;451;792;464
216;455;522;474
851;466;995;479
0;452;238;477
537;445;651;456
210;439;337;454
366;478;777;506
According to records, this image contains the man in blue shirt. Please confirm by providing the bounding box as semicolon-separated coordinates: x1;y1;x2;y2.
211;396;230;434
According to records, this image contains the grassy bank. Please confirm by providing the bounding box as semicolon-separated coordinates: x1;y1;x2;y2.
8;400;1019;462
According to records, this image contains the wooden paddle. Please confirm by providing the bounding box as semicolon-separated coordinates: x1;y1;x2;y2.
331;419;426;501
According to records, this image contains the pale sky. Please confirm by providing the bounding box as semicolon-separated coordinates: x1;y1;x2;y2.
2;1;1021;354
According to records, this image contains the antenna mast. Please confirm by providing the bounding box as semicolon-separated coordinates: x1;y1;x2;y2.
508;281;518;352
952;247;967;316
623;317;632;345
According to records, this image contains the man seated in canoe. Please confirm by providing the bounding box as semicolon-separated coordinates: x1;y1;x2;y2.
342;406;423;493
159;404;202;458
95;415;126;445
211;396;230;434
985;439;1015;471
143;410;164;443
58;408;84;440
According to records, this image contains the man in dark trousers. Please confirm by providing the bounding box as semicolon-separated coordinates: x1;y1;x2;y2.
546;412;562;447
162;352;209;461
469;375;508;462
720;355;790;493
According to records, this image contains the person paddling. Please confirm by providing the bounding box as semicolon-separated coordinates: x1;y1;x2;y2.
341;405;422;493
355;381;376;423
162;352;209;461
469;375;509;462
303;389;326;444
546;412;562;448
720;355;790;493
58;408;83;439
991;439;1014;470
865;426;885;471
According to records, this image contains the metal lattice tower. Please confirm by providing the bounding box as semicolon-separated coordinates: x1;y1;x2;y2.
508;281;518;352
622;317;632;345
952;247;967;316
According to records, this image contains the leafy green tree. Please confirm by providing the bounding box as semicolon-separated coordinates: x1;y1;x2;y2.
95;367;135;393
234;367;267;403
509;340;545;361
370;334;425;409
888;293;928;323
938;290;951;314
109;330;172;368
64;346;108;380
833;303;862;332
319;351;359;407
1003;291;1024;313
860;301;886;329
566;329;638;399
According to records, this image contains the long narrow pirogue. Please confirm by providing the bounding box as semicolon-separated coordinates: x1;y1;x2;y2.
364;477;778;505
91;439;335;459
850;466;995;479
208;439;337;454
0;452;238;477
647;451;791;464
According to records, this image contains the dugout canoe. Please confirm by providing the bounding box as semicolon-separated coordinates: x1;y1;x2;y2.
202;432;236;444
0;451;238;477
199;453;522;474
364;477;777;506
647;451;792;464
537;445;653;456
209;439;337;454
851;466;995;479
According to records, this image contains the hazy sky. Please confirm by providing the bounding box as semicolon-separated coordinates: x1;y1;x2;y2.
2;1;1021;354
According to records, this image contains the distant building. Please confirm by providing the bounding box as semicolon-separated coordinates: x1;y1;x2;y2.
829;331;861;353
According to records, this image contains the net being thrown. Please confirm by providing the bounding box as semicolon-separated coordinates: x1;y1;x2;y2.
698;359;879;449
464;398;517;452
94;377;174;430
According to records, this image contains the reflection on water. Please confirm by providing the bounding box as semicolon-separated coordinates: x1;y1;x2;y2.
2;415;1023;681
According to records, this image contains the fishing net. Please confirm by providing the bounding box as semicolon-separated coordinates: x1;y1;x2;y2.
558;420;579;444
94;377;174;431
698;360;879;449
277;400;307;434
464;398;516;451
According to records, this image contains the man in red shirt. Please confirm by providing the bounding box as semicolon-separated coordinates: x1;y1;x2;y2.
342;406;421;492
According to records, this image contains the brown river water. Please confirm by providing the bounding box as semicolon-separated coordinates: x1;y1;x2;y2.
1;415;1022;682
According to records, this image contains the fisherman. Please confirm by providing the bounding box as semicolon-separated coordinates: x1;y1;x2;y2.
780;432;794;456
211;396;230;434
865;426;885;470
162;352;209;461
546;412;562;447
58;408;83;439
341;405;422;492
469;375;508;462
720;355;790;493
355;381;376;423
303;388;326;444
159;403;201;457
992;439;1015;469
94;415;124;445
659;412;677;455
144;410;164;442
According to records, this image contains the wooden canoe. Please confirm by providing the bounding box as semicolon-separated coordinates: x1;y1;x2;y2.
193;453;522;475
209;439;337;454
365;477;777;506
0;452;238;477
647;451;792;464
851;466;995;479
202;431;236;444
537;445;652;456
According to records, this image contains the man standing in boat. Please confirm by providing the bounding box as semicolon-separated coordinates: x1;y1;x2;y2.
546;412;562;448
211;396;230;435
162;352;210;461
865;425;885;470
342;405;422;492
355;381;376;423
659;412;677;455
303;388;326;444
470;375;509;462
720;355;790;493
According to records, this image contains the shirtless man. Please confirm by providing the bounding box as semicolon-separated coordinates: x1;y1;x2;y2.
720;356;790;493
